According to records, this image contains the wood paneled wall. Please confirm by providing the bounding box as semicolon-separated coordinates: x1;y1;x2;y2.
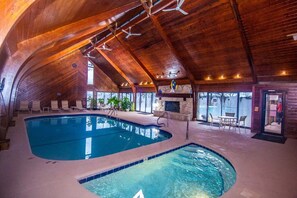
252;83;297;138
16;51;118;109
197;83;252;92
91;59;119;92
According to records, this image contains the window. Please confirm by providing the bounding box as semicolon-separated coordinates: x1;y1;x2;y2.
222;93;238;117
86;91;93;108
97;92;119;105
146;93;152;113
197;91;252;127
239;92;252;127
208;93;222;121
197;92;207;121
140;93;146;112
136;93;140;111
136;92;155;113
87;61;94;85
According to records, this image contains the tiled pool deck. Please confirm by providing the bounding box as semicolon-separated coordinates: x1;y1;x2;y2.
0;111;297;198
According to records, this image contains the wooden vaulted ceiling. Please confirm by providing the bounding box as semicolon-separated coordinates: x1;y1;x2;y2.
1;0;297;94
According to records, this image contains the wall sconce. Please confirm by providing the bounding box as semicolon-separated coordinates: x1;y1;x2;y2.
121;83;129;87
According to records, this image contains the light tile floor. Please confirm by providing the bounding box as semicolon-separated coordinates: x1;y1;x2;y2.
0;111;297;198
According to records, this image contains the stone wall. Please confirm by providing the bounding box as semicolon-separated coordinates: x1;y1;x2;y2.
154;97;193;119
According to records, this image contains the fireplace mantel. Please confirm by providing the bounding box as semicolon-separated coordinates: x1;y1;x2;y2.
156;93;192;100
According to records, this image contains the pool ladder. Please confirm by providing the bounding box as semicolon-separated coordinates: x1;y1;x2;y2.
157;111;168;127
156;111;190;140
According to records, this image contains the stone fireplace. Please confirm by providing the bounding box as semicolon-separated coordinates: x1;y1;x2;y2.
154;97;193;119
165;101;180;113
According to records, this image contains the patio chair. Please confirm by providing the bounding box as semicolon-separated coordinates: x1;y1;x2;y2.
75;100;86;111
236;115;247;128
31;100;41;113
209;113;221;127
51;100;60;111
61;100;70;111
19;101;29;112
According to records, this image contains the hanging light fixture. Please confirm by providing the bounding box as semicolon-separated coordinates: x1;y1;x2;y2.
156;70;180;79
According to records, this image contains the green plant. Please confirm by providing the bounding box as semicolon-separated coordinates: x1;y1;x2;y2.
87;97;97;109
107;96;121;109
121;97;132;111
98;98;104;104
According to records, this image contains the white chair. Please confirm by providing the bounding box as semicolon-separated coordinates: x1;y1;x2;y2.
31;100;41;113
19;101;29;112
61;100;70;111
209;113;221;127
75;100;86;111
51;100;60;111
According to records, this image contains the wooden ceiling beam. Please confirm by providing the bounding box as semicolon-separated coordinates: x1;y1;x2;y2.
83;0;176;55
108;26;157;92
96;48;136;92
229;0;257;84
0;0;35;50
85;58;122;87
141;1;196;88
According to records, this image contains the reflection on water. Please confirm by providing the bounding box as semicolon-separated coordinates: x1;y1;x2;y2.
26;115;171;160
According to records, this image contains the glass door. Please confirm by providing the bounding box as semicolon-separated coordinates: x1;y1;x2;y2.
262;91;285;135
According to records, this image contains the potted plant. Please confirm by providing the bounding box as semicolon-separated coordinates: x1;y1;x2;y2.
107;96;121;110
121;97;132;111
87;97;97;110
98;98;104;105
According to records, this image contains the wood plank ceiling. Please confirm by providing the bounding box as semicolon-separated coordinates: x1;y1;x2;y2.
2;0;297;92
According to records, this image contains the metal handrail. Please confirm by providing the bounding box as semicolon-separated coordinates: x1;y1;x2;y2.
157;111;168;127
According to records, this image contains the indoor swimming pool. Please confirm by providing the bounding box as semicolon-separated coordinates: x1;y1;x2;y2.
25;115;171;160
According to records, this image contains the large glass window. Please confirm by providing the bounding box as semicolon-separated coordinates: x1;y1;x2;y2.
96;92;118;105
146;93;152;113
87;61;94;85
135;92;155;113
197;91;252;127
239;92;252;127
86;91;93;108
140;93;146;112
222;93;238;117
197;92;207;121
136;93;140;111
208;93;222;121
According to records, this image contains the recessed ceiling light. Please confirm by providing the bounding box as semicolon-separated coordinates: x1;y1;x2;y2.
280;70;287;76
219;75;225;80
234;74;241;79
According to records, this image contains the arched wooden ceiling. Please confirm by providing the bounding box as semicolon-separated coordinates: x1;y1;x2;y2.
1;0;297;105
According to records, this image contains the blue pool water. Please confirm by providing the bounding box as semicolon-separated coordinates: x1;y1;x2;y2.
25;115;171;160
81;144;236;198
